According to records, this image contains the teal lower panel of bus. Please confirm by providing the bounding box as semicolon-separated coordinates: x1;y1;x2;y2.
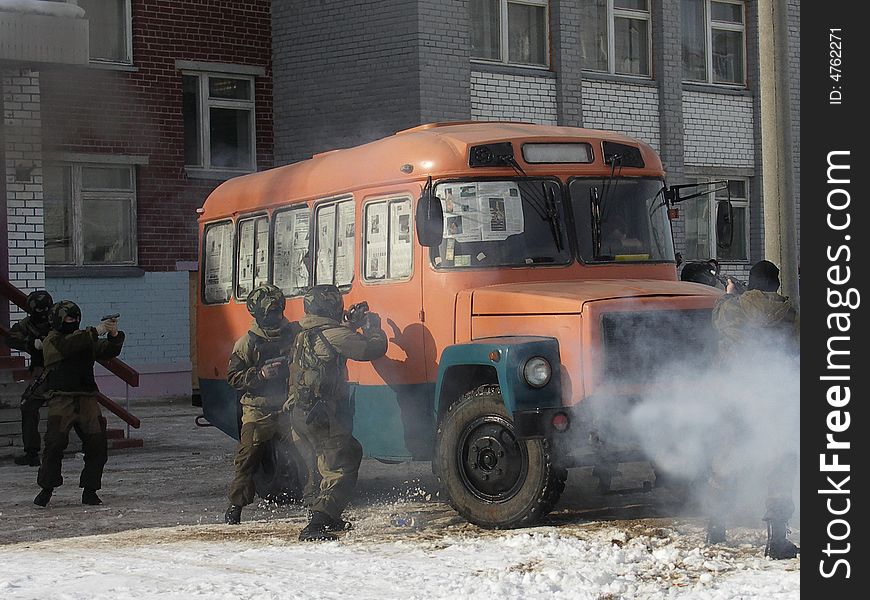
199;378;434;461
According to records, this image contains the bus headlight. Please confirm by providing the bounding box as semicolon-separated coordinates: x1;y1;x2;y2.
523;357;551;388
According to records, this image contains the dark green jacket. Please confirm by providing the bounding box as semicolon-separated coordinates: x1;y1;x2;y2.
227;318;301;410
3;316;51;371
42;327;125;395
297;314;388;402
712;290;799;359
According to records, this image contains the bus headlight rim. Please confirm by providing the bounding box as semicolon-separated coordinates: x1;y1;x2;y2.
523;356;551;388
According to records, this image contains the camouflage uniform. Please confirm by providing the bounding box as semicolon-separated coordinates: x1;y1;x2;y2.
708;272;800;557
226;317;302;507
3;313;52;461
291;286;387;536
37;302;125;494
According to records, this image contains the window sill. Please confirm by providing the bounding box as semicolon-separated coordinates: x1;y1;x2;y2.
185;167;254;181
87;61;138;72
471;61;555;79
581;71;656;86
682;82;752;96
46;266;145;279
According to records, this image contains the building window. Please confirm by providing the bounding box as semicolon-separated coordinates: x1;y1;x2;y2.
683;178;749;261
202;221;234;304
78;0;132;64
682;0;746;85
182;72;256;172
235;215;270;300
363;197;413;282
471;0;549;67
314;198;355;289
580;0;651;77
43;164;137;266
273;206;311;297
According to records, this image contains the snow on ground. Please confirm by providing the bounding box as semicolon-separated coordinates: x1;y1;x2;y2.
0;517;799;600
0;402;799;599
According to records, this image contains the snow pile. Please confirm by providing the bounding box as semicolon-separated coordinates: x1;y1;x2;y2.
0;0;84;19
0;522;799;600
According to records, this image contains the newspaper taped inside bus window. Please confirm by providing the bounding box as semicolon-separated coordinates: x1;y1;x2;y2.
315;204;336;285
273;206;310;296
432;179;569;268
314;197;355;288
203;221;234;303
236;215;269;298
364;197;413;281
336;201;355;287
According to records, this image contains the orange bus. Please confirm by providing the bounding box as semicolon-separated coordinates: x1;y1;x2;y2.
197;122;728;528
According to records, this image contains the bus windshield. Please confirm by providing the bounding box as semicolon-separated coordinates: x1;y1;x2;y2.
431;179;571;268
569;177;675;263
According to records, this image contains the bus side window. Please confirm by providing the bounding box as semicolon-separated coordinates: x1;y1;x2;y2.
314;196;355;289
202;221;234;304
363;197;412;281
235;215;269;299
273;206;310;296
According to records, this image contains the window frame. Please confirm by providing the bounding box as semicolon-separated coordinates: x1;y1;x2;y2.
233;212;270;301
682;0;747;86
182;70;258;175
471;0;551;69
201;219;236;305
271;203;313;299
312;195;356;291
362;195;415;284
81;0;133;66
683;176;750;262
581;0;653;78
43;162;138;267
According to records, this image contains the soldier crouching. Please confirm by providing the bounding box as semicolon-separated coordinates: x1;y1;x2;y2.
224;284;302;525
34;302;124;507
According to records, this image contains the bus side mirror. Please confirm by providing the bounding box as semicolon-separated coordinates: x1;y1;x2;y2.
416;185;443;248
716;200;733;249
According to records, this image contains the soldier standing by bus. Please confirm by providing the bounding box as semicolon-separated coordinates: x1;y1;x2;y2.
708;260;800;559
2;290;54;466
286;284;387;541
34;302;124;507
224;284;302;525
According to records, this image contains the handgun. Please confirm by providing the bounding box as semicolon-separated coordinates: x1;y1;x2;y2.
101;313;121;321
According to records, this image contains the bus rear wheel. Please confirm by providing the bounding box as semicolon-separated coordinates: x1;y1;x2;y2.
435;385;565;529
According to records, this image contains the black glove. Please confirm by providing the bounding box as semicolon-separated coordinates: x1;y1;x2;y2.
259;358;288;380
362;311;381;332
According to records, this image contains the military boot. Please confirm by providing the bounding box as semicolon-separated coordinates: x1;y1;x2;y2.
765;520;799;559
82;489;103;505
299;511;338;541
225;505;242;525
14;451;40;466
33;487;53;507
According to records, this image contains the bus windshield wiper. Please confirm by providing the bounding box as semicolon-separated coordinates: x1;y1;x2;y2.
501;155;564;252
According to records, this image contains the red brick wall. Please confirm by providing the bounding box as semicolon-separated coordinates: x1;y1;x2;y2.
39;0;272;271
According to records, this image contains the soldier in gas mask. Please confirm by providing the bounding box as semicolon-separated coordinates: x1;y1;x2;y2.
34;301;124;507
2;290;54;466
286;284;387;541
224;284;302;525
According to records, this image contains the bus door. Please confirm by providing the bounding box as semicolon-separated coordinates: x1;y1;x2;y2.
313;193;429;461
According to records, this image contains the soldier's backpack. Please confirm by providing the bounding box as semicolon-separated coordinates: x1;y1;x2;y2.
286;325;339;412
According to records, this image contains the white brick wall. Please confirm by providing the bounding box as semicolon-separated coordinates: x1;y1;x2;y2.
3;68;46;322
470;70;557;125
682;91;754;167
581;79;661;152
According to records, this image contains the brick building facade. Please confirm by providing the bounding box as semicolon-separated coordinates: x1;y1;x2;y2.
2;0;272;398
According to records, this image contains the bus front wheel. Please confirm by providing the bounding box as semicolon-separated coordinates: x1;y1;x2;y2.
435;384;565;529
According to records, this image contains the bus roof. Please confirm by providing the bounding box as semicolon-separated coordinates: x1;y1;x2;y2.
200;122;663;220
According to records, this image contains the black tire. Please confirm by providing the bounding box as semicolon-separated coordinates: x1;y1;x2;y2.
435;384;565;529
253;439;304;505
